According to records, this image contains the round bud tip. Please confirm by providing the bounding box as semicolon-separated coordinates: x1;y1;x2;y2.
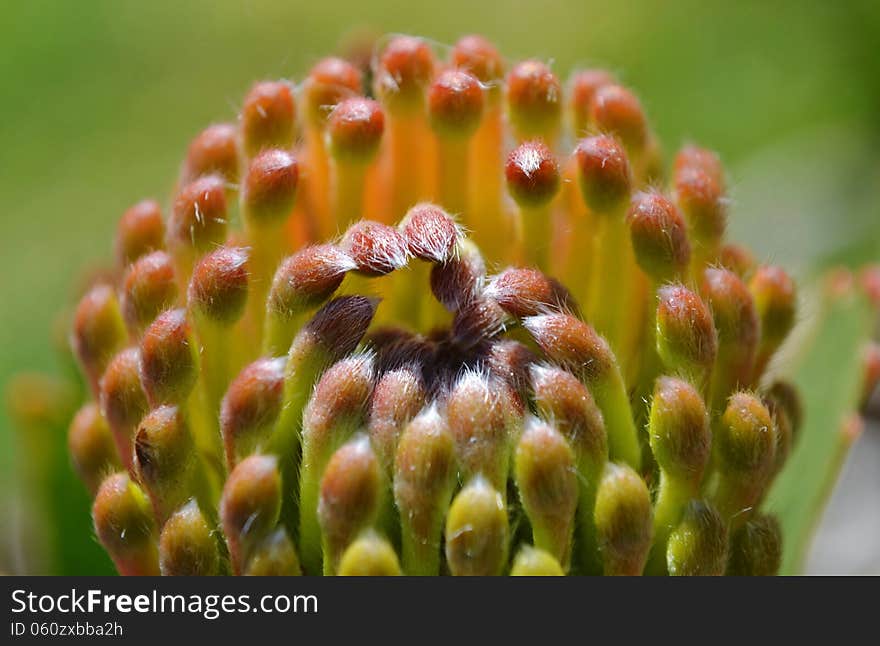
523;313;615;384
702;267;759;345
666;500;728;576
505;140;560;208
655;284;718;380
510;546;565;576
241;80;296;156
304;57;363;127
72;284;128;391
486;267;572;318
627;192;691;281
717;392;776;477
92;472;158;575
68;402;120;494
400;203;460;263
649;376;711;485
116;199;165;268
719;243;756;279
506;60;562;139
303;295;379;358
575;135;633;214
243;148;298;227
341;220;410;276
327;97;385;163
181;123;239;185
220;454;282;548
139;308;198;405
375;36;435;111
428;69;485;138
451;35;504;87
674;166;726;243
569;69;615;134
244;528;302;576
121;251;178;333
593;463;653;576
337;532;402;576
159;500;221;576
133;405;193;496
590;84;648;154
169;174;228;253
189;246;250;325
268;245;356;318
674;144;725;190
445;477;509;576
727;513;782;576
749;265;797;347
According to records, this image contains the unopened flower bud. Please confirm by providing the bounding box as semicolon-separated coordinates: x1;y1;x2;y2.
674;166;726;254
93;472;159;575
569;69;615;135
445;477;509;576
575;134;632;215
159;499;221;576
505;139;560;209
68;402;120;495
451;35;504;93
341;220;410;276
593;463;653;576
514;417;578;569
99;347;149;471
188;246;250;326
655;284;717;389
139;308;199;406
304;57;362;128
369;364;427;473
666;500;728;576
430;238;486;311
244;528;302;576
749;265;797;377
242;149;299;228
649;376;711;488
719;243;756;279
674;144;725;190
627;192;690;282
506;60;562;141
168;174;228;258
726;513;782;576
590;84;648;156
241;80;296;157
115;199;165;268
337;531;401;576
400;203;461;264
121;251;179;335
71;284;128;396
327;97;385;163
428;69;484;139
180;123;239;185
510;546;565;576
375;36;435;113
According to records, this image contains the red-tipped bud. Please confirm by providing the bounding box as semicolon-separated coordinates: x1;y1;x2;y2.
400;203;461;263
648;376;711;487
268;245;356;321
168;175;228;254
666;500;728;576
447;370;516;490
318;436;383;574
327;97;385;163
569;69;615;135
523;313;615;384
139;308;199;406
719;243;757;280
530;363;607;468
115;200;165;268
590;84;648;155
337;531;401;576
486;339;538;406
674;166;726;244
220;357;286;468
510;546;565;576
180;123;239;185
394;404;457;575
674;144;725;190
133;405;197;522
486;267;574;318
121;251;179;334
575;135;633;214
241;148;298;227
241;80;296;157
93;472;159;576
159;499;221;576
749;265;797;353
514;417;578;568
188;246;250;325
341;220;410;276
71;284;128;394
593;463;653;576
244;528;302;576
301;295;379;359
627;192;691;281
656;284;718;385
220;454;282;574
702;267;759;387
445;477;509;576
68;402;120;495
430;239;486;311
304;57;363;127
506;60;562;139
505;140;560;209
451;35;504;88
303;354;375;444
428;69;484;138
450;296;508;348
726;513;782;576
368;364;427;473
374;36;435;112
99;347;149;471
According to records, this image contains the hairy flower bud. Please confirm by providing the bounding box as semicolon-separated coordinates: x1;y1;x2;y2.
244;528;302;576
168;175;228;255
569;69;615;135
304;57;362;127
506;60;562;140
327;97;385;163
590;84;648;156
375;36;435;113
593;463;653;576
749;265;797;377
627;192;690;282
180;123;239;185
726;513;782;576
242;149;299;227
400;203;460;264
121;251;179;335
510;546;565;576
505;140;560;209
139;308;199;406
116;199;165;268
656;284;717;389
159;499;221;576
341;220;410;276
68;402;120;495
445;477;509;576
99;348;149;471
428;69;484;139
666;500;728;576
72;284;128;396
93;472;159;576
188;246;250;326
575;135;632;215
241;80;296;157
337;531;401;576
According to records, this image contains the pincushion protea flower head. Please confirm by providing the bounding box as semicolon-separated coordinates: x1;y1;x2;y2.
63;33;805;576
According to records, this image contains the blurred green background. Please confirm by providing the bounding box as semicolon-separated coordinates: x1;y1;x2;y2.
1;0;878;574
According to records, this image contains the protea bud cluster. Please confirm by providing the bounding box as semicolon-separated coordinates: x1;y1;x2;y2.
66;34;803;576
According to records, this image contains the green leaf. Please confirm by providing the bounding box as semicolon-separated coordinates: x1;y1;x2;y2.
765;287;874;574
